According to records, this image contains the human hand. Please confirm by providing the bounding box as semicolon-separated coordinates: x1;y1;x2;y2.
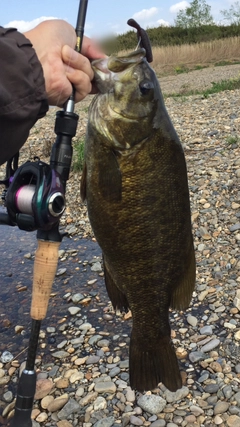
24;19;106;107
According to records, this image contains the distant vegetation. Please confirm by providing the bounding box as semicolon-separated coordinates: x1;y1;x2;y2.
102;24;240;55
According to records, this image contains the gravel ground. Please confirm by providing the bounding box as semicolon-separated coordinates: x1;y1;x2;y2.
1;65;240;427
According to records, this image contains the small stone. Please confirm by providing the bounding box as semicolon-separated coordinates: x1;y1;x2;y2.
94;381;116;393
57;398;80;420
187;315;198;327
56;378;69;388
93;396;107;411
214;401;230;415
130;415;143;425
86;355;100;365
126;388;135;402
72;293;84;303
0;351;14;363
57;421;73;427
36;412;48;423
41;395;54;409
56;268;67;276
94;416;115;427
48;396;69;412
15;325;24;334
137;394;166;414
46;326;56;333
200;325;213;335
227;415;240;427
164;386;189;403
189;351;206;363
91;262;102;272
150;421;166;427
68;306;81;315
34;379;53;400
51;351;69;359
205;383;219;394
214;415;223;425
234;290;240;310
201;338;220;352
3;391;13;403
190;405;204;415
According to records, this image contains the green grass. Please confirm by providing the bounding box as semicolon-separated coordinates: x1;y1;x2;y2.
226;135;239;146
174;65;189;74
214;60;240;67
166;76;240;98
72;138;85;172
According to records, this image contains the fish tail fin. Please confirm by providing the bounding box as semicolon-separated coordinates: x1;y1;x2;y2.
103;257;129;312
129;331;182;392
171;242;196;311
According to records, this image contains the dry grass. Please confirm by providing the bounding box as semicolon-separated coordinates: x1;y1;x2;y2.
119;37;240;76
151;36;240;76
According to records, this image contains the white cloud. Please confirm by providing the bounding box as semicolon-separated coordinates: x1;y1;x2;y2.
170;1;189;14
133;7;159;22
157;19;170;27
4;17;59;33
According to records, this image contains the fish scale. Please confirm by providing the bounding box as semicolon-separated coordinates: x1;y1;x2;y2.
81;48;196;392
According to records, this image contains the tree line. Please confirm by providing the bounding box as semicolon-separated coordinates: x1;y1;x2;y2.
103;0;240;53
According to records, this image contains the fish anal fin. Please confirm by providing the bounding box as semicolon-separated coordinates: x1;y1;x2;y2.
129;332;182;392
80;162;87;202
171;242;196;311
98;150;122;203
103;257;129;312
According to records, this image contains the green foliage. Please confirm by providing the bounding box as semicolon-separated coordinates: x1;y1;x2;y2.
175;0;214;28
226;135;239;145
221;1;240;25
72;138;85;172
167;76;240;98
174;65;189;74
101;24;240;54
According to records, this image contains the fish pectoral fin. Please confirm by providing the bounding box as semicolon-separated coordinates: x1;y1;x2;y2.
98;150;122;203
129;332;182;392
171;242;196;311
80;162;87;202
103;256;129;312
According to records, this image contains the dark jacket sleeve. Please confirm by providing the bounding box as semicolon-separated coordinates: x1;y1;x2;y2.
0;27;49;165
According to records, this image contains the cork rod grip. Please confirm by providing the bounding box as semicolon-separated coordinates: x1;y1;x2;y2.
30;240;60;320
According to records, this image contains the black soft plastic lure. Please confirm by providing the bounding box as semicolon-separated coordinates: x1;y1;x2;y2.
127;18;153;63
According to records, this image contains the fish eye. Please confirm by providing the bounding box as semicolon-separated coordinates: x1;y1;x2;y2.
139;79;154;95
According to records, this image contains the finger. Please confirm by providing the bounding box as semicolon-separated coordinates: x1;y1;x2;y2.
65;67;92;102
62;45;94;80
82;36;107;60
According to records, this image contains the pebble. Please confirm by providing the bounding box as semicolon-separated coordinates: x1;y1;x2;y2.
201;338;220;352
214;401;230;415
137;395;166;414
57;398;80;419
0;351;13;363
187;314;198;327
68;306;81;315
94;381;117;393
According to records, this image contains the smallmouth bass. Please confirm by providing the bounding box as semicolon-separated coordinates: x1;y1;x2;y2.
81;48;196;392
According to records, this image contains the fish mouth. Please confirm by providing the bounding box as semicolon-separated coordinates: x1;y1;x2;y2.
92;48;146;91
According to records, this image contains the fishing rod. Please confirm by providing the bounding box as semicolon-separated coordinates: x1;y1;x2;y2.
0;1;88;426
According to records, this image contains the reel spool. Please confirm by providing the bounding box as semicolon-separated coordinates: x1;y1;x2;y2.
5;158;65;231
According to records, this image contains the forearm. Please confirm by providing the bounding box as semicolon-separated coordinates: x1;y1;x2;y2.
0;27;48;165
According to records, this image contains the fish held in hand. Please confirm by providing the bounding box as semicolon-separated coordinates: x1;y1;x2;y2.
81;48;196;392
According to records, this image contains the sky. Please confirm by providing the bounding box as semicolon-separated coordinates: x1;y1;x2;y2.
1;0;236;38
